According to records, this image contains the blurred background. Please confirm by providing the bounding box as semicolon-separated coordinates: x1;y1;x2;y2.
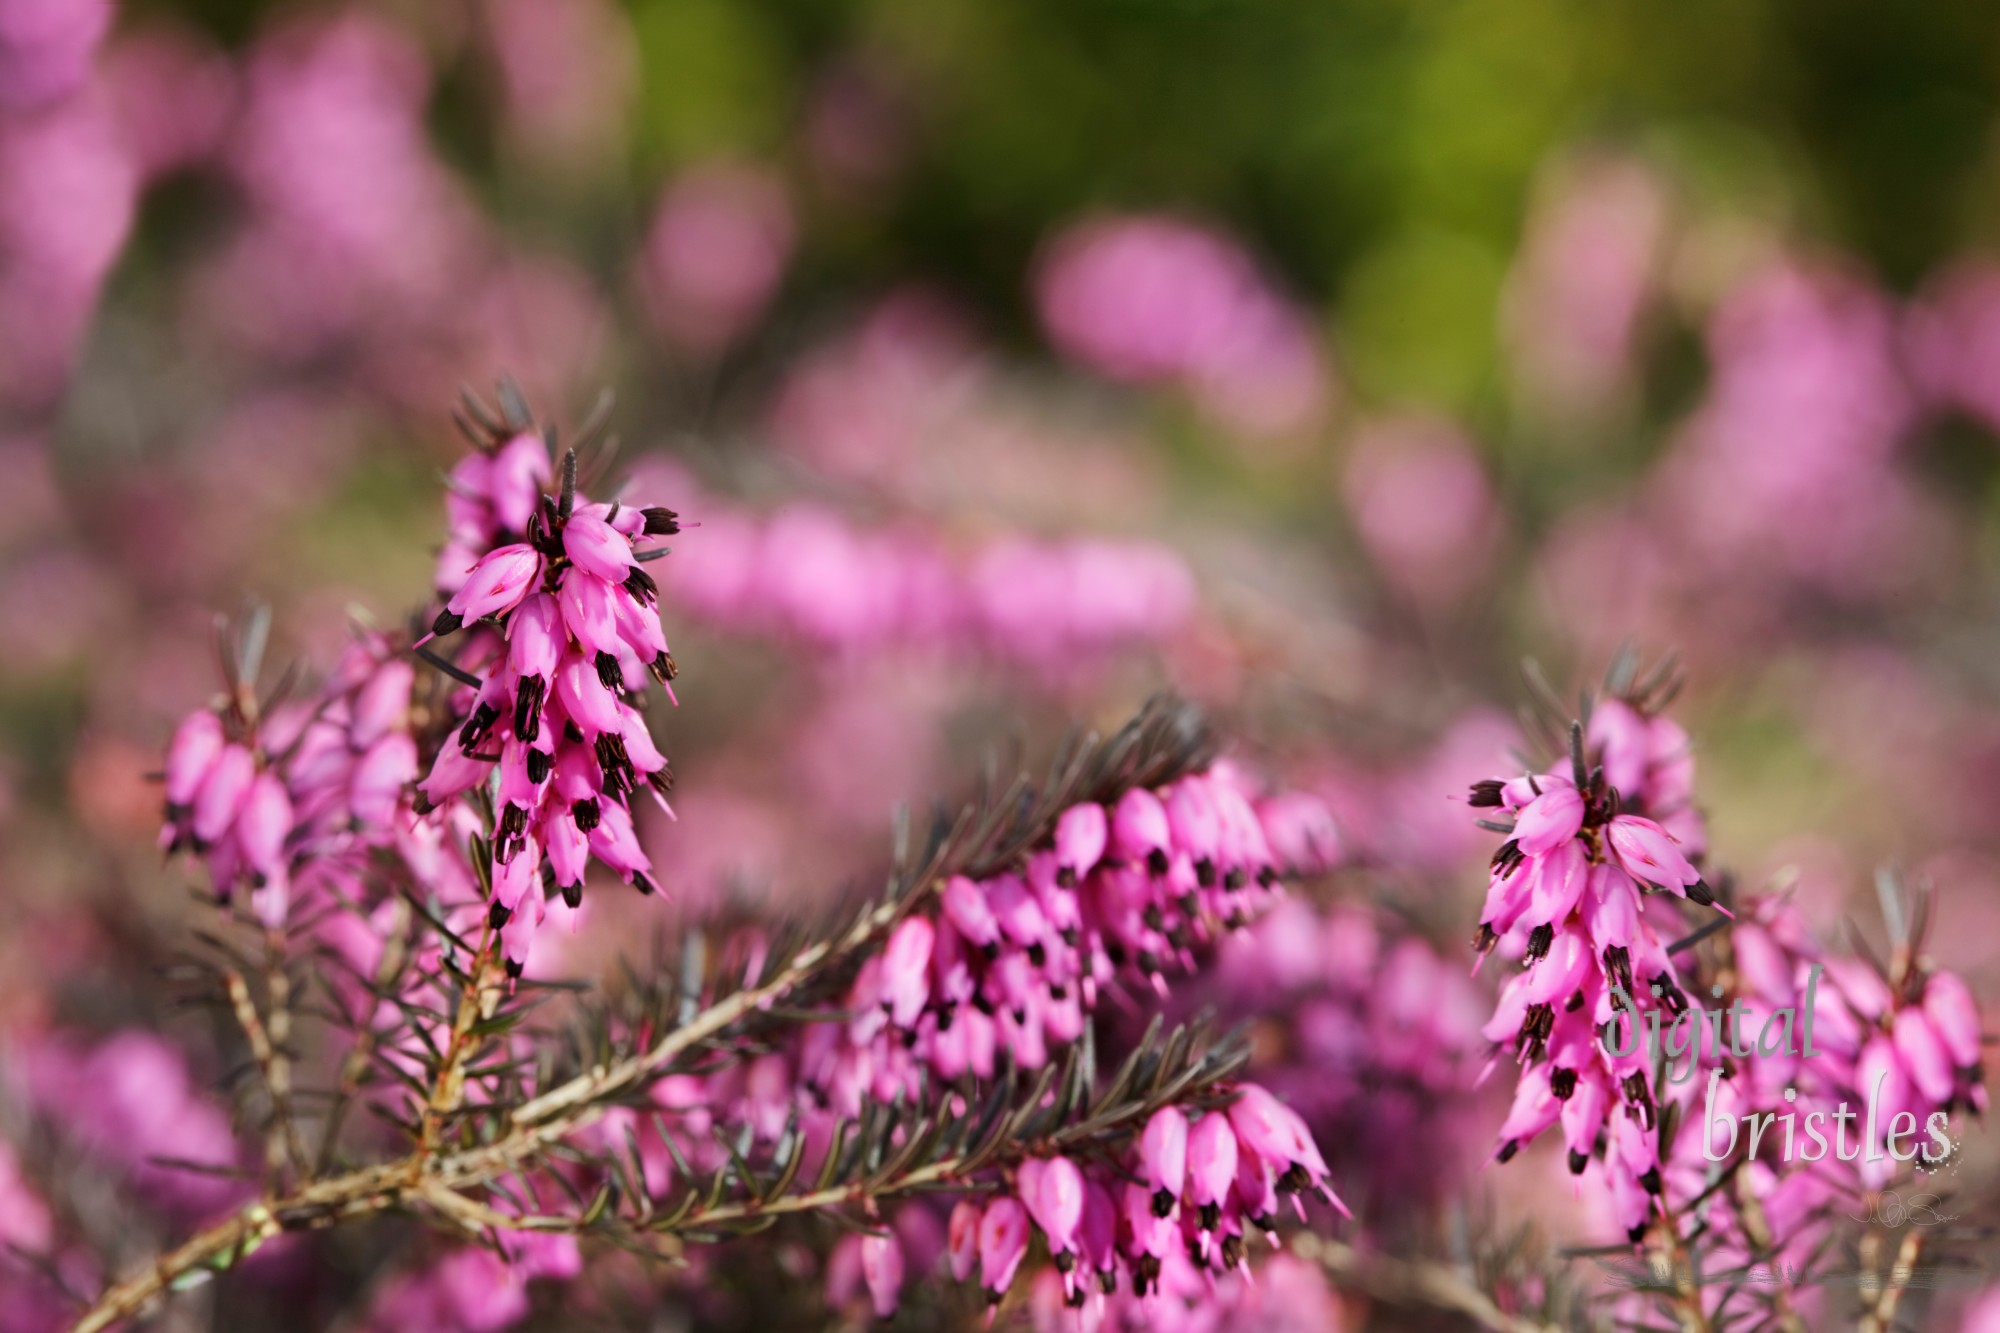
5;0;2000;1327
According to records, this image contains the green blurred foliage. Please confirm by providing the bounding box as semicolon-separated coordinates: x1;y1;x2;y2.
137;0;2000;420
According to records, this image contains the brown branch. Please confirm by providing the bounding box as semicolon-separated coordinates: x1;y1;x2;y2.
1291;1232;1562;1333
224;967;307;1186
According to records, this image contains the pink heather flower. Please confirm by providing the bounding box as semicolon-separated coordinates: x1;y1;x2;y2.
561;510;634;583
1113;786;1173;876
1186;1111;1238;1233
191;743;256;847
1603;814;1709;903
860;1229;905;1319
487;432;553;533
879;916;934;1029
947;1199;983;1283
641;162;795;352
1513;784;1585;856
1893;1008;1955;1105
1923;970;1984;1071
978;1196;1031;1302
162;708;225;818
1053;801;1108;887
435;544;542;635
1138;1106;1189;1215
1225;1084;1343;1214
1587;697;1652;801
1017;1155;1085;1267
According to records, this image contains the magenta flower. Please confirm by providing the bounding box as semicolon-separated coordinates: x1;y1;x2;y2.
859;1230;904;1319
1138;1106;1189;1216
977;1196;1031;1303
1053;801;1108;887
433;543;543;636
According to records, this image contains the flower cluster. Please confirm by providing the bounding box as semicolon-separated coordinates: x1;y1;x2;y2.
563;762;1345;1320
157;631;421;928
803;766;1336;1104
935;1084;1341;1318
413;429;682;971
1470;694;1728;1241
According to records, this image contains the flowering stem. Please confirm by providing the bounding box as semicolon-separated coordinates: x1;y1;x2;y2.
67;878;919;1332
224;959;308;1186
414;921;503;1166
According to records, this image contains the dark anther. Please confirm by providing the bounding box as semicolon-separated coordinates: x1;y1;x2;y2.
1473;922;1498;953
1550;1067;1578;1100
1176;892;1198;918
1060;927;1080;948
642;506;681;536
1224;867;1247;890
1098;1271;1118;1295
595;652;622;691
979;940;1000;961
526;748;552;784
489;901;512;929
1686;878;1716;907
1653;973;1688;1014
1569;1149;1589;1176
971;993;996;1016
1151;1187;1175;1218
1640;1167;1662;1195
1469;779;1506;807
1027;943;1046;967
1104;942;1127;967
564;720;585;743
632;871;658;896
1055;866;1077;889
499;803;527;842
514;676;545;741
458;702;499;753
572;798;600;832
430;609;463;638
936;1003;955;1032
1198;1202;1221;1231
1137;950;1161;976
1054;1252;1075;1274
624;566;658;603
1627;1223;1649;1244
1604;945;1635;998
1491;840;1524;878
1220;1235;1244;1270
1049;984;1067;1001
1257;865;1278;887
560;881;582;909
1146;848;1169;876
504;957;524;978
1496;1139;1520;1164
1194;857;1217;888
648;652;677;684
1278;1163;1312;1194
1143;904;1165;932
1526;923;1554;961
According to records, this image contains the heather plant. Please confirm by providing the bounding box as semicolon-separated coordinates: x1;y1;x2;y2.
53;388;1351;1333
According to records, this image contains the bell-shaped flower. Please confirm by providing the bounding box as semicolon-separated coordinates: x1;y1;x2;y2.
562;511;635;583
977;1197;1030;1302
1514;784;1585;856
1053;802;1108;887
1137;1106;1188;1215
